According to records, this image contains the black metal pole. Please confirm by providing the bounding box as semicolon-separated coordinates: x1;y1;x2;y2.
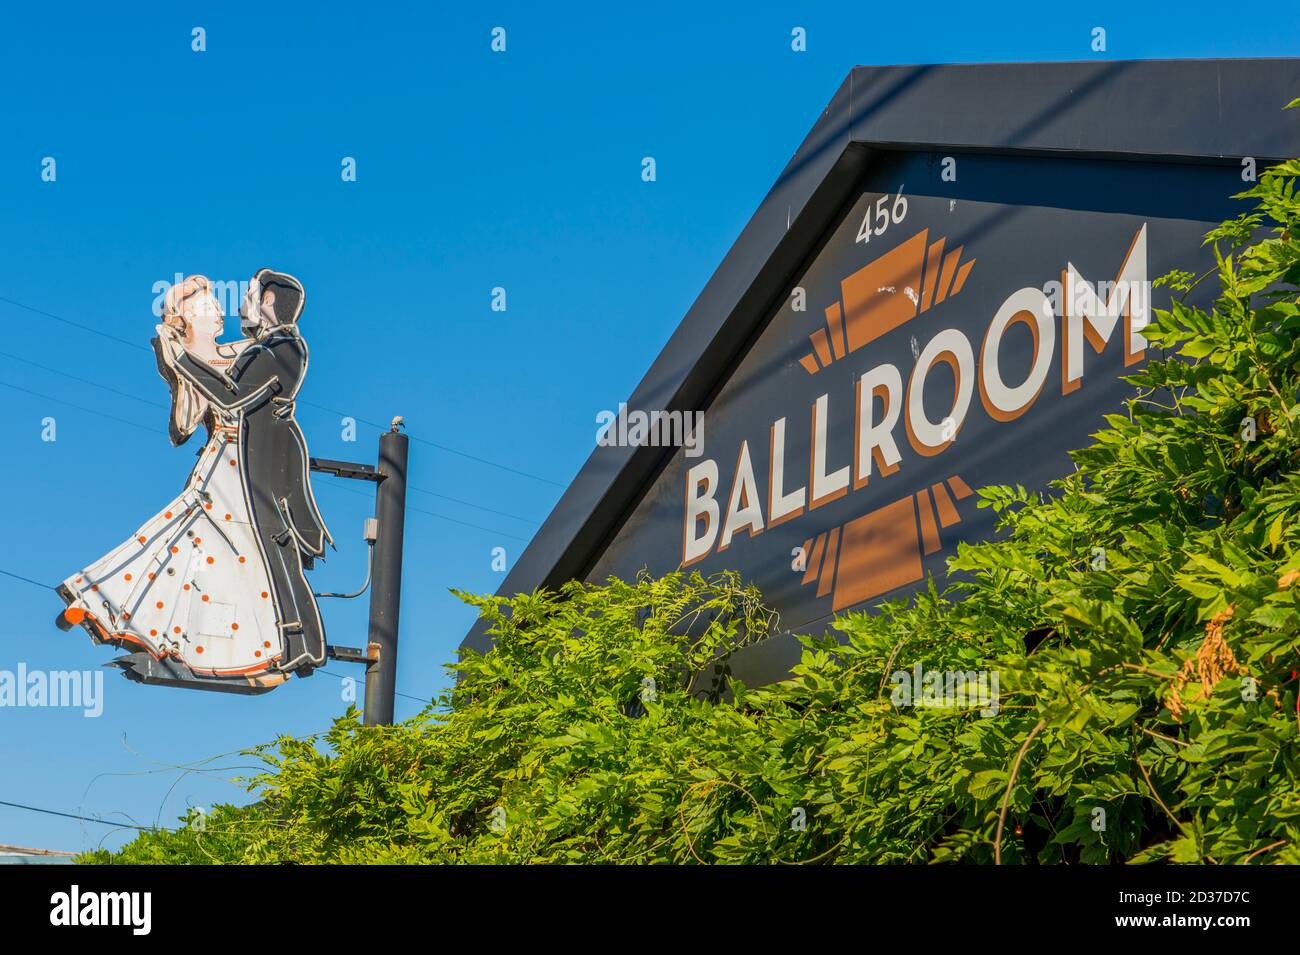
363;426;408;726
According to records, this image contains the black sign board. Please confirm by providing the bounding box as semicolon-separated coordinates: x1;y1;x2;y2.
463;59;1300;686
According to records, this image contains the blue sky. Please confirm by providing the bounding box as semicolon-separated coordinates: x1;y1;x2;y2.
0;0;1297;853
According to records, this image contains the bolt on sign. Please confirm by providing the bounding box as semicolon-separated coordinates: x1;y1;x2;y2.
463;60;1300;686
56;271;332;694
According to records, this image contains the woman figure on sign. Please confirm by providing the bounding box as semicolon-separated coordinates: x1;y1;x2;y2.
55;276;297;694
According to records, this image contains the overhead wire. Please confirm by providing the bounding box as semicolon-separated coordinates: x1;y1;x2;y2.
0;292;566;487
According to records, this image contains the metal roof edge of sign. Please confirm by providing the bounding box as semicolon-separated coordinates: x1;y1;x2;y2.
462;57;1300;658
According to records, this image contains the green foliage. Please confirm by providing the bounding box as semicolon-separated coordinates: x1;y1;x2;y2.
88;154;1300;865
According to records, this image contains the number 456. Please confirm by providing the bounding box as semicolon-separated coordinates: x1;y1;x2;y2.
856;188;908;244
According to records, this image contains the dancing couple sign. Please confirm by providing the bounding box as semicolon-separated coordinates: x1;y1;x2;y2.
56;270;332;694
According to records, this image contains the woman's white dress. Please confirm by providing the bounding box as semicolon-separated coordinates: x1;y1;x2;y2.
59;348;289;692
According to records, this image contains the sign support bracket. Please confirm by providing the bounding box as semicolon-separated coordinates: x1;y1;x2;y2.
309;419;408;726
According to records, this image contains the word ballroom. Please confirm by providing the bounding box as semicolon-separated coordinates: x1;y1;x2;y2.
683;225;1151;564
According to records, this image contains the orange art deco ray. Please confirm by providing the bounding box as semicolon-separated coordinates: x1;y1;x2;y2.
798;228;976;374
798;475;976;611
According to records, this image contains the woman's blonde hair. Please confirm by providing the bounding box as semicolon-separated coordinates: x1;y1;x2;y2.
161;275;222;333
